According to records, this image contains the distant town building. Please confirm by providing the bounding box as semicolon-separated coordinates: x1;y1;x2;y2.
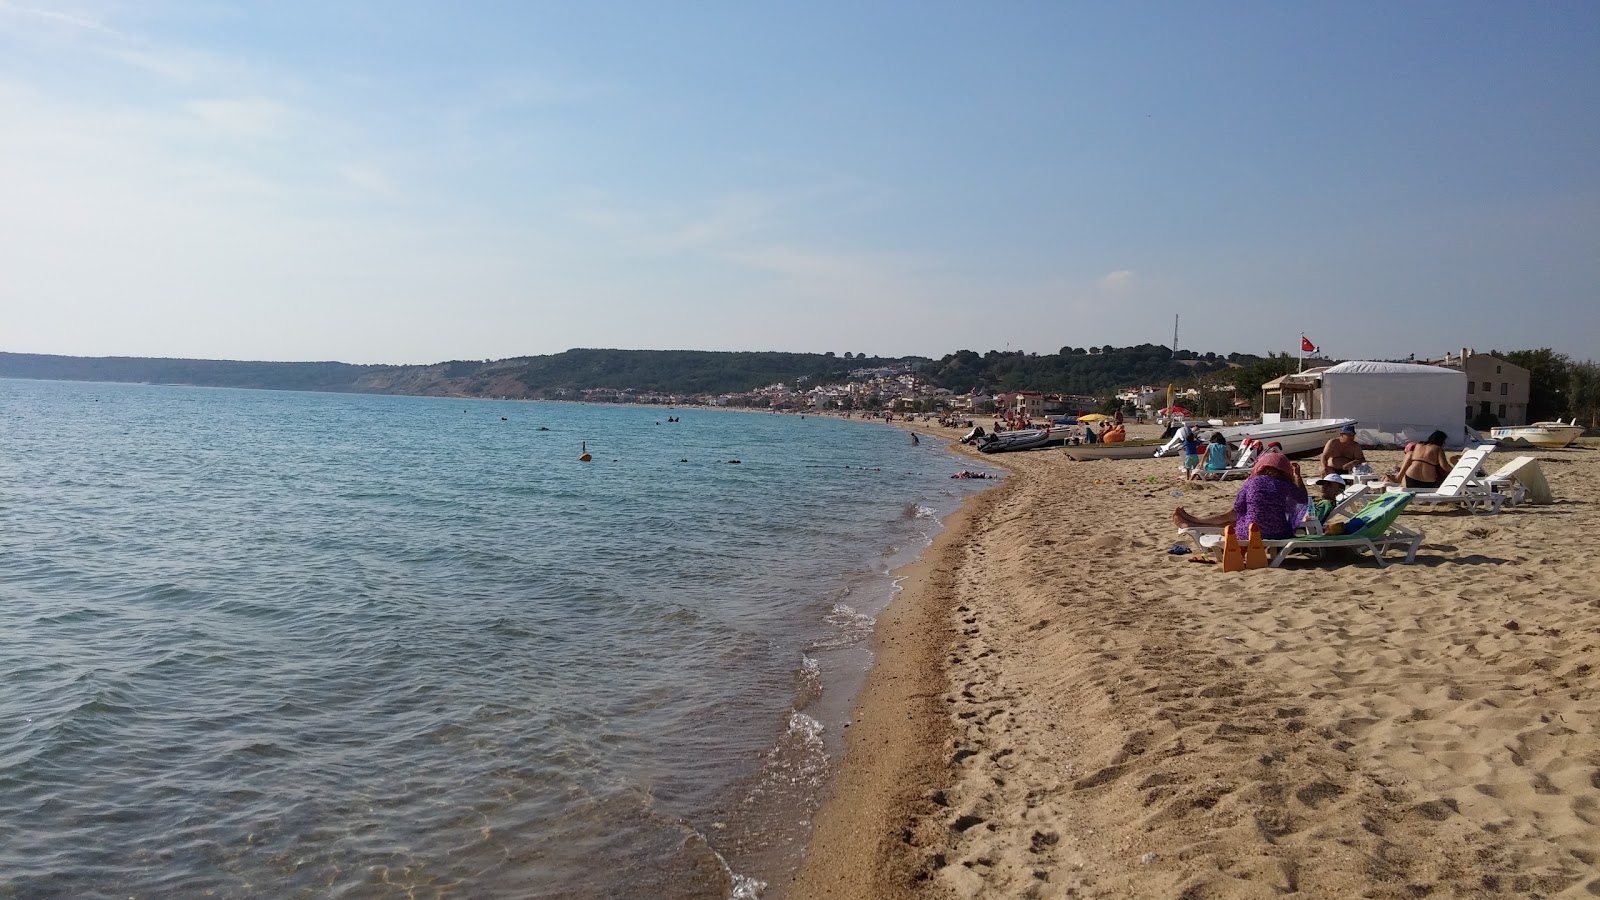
1422;349;1530;425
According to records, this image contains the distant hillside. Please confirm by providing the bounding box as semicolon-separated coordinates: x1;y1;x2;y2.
0;352;400;393
0;345;1269;401
0;349;911;398
919;344;1249;395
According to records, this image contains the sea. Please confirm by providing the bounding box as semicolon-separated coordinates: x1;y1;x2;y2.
0;378;999;900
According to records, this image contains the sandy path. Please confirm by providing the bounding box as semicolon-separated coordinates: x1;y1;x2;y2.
793;427;1600;899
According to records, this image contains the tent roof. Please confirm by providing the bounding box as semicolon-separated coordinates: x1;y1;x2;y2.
1261;368;1327;390
1323;360;1462;377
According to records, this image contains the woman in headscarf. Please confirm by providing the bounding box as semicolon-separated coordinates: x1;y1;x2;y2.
1171;451;1308;541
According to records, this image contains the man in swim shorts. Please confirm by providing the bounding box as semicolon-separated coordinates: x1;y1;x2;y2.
1320;424;1367;475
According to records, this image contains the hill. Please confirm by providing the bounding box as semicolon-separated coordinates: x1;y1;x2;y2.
0;345;1267;402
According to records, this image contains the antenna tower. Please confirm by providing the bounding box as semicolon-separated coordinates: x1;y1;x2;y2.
1172;314;1179;358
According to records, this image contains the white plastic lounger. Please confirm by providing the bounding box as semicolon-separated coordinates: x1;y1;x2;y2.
1259;493;1423;568
1388;444;1505;515
1178;484;1370;557
1475;456;1551;506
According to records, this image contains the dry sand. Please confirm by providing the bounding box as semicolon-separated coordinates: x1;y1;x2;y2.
790;425;1600;899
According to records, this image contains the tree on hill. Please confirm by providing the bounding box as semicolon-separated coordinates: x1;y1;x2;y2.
1230;353;1300;408
1568;360;1599;430
1490;348;1571;422
918;344;1244;398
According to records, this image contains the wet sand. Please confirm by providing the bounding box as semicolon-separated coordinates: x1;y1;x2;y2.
791;425;1600;898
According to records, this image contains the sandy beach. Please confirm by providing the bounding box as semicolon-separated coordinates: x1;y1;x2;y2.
791;424;1600;899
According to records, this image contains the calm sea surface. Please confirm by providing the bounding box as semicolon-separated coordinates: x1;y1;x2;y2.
0;379;997;899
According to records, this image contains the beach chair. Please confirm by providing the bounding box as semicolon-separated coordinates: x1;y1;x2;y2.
1256;492;1423;568
1193;439;1262;481
1387;444;1506;515
1178;485;1418;568
1176;483;1366;553
1473;457;1550;506
1323;483;1371;521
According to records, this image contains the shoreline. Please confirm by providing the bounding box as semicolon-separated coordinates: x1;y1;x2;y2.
791;429;1600;897
787;424;1014;898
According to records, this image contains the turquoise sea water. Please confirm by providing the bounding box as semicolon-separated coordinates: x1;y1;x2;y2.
0;379;996;899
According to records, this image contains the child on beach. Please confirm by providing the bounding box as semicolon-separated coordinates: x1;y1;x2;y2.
1182;430;1203;480
1200;432;1232;476
1311;472;1347;524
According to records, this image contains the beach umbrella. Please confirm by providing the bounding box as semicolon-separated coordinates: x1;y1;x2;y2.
1161;406;1191;416
1078;413;1110;422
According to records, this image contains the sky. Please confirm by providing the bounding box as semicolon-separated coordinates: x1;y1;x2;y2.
2;1;1597;365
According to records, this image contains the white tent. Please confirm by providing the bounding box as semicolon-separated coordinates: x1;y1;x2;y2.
1320;361;1469;449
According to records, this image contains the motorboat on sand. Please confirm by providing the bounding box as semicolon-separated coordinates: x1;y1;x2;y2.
1062;418;1357;461
969;425;1077;454
1490;419;1584;449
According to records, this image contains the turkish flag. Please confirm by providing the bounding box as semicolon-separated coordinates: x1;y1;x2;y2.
1301;336;1316;353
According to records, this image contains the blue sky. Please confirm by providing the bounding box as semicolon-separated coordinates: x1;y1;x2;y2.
2;1;1596;364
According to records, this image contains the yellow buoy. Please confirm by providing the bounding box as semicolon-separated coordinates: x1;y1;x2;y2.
579;441;592;462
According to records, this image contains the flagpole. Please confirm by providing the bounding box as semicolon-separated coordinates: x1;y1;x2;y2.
1299;333;1305;374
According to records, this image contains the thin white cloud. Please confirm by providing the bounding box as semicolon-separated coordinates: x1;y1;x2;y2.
0;1;116;34
108;47;199;81
337;163;396;197
1099;269;1135;290
185;99;292;139
729;244;880;282
655;193;780;251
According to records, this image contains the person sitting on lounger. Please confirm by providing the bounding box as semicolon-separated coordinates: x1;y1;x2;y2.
1200;432;1231;476
1171;451;1308;541
1311;473;1347;524
1320;424;1367;475
1399;430;1456;488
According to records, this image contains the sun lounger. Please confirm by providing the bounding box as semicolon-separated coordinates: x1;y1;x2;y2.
1255;492;1423;567
1179;486;1418;567
1387;443;1506;514
1323;483;1370;521
1177;483;1366;548
1475;456;1551;506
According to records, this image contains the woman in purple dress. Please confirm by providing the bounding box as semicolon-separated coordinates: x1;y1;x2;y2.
1172;451;1309;541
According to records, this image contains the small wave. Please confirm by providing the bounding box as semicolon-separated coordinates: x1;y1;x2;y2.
760;711;827;790
72;698;135;717
808;602;875;653
730;871;767;899
224;741;293;759
823;602;873;631
792;655;822;712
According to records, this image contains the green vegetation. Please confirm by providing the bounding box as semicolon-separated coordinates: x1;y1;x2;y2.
918;344;1246;395
1488;348;1586;424
1567;360;1600;430
0;352;398;392
27;346;1583;429
501;349;901;395
0;349;909;399
2;345;1270;401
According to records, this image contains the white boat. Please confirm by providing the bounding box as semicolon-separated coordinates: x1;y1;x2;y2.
1063;418;1355;462
1490;419;1584;448
975;424;1077;453
1060;437;1173;460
